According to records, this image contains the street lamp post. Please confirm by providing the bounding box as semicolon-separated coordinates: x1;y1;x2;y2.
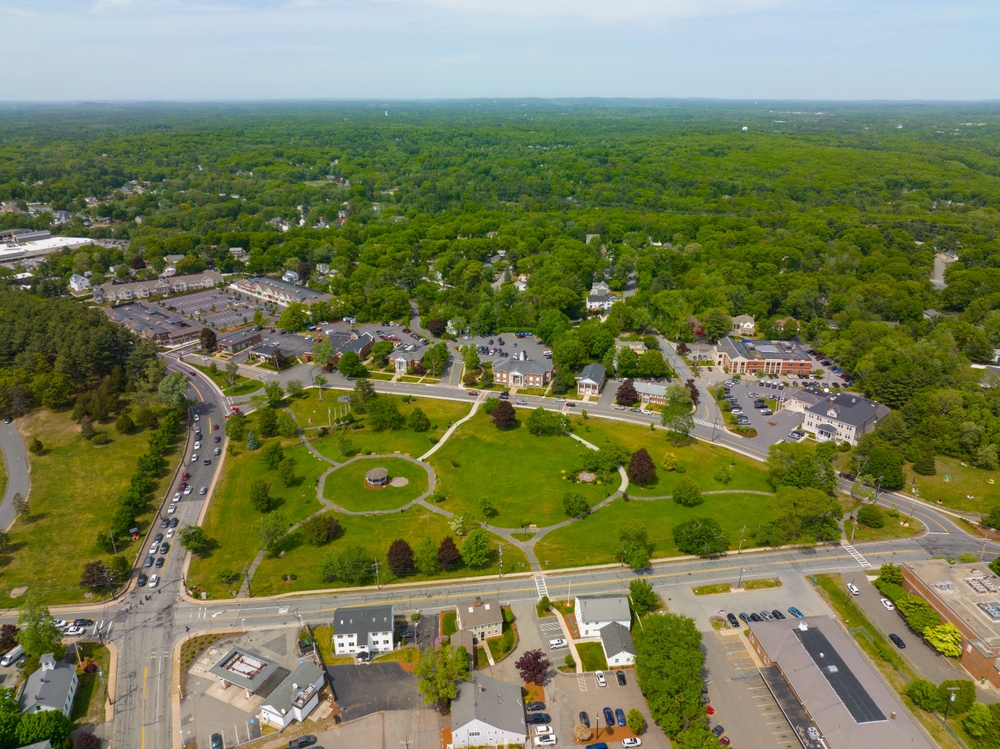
737;567;746;590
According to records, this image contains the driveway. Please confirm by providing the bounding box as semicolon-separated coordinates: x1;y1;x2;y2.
0;419;29;531
326;663;425;720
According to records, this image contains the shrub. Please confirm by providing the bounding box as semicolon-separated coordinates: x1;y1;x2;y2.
908;679;942;711
661;452;678;471
673;477;702;507
857;504;885;528
912;452;936;476
937;680;975;715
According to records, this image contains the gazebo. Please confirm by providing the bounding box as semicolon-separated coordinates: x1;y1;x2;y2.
365;467;389;487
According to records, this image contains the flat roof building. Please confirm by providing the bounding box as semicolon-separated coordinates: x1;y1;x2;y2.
901;560;1000;687
715;337;812;376
208;647;280;696
747;617;932;749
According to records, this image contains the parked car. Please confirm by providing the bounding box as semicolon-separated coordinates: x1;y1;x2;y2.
596;671;607;687
847;583;860;596
210;733;223;749
578;711;590;728
706;705;715;715
534;726;553;735
603;707;615;726
584;744;608;749
527;713;551;725
549;638;568;649
749;613;762;622
738;612;751;624
889;633;906;649
727;613;739;627
615;708;626;727
771;610;786;620
622;739;642;748
880;598;895;611
712;726;725;738
533;736;556;747
288;737;317;749
616;670;626;686
788;606;804;618
526;702;546;712
759;610;773;621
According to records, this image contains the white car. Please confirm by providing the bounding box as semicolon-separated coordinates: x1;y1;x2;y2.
148;574;159;588
51;619;69;629
622;739;642;748
173;492;181;502
880;598;895;611
191;454;198;463
194;441;201;450
847;583;860;596
534;726;553;736
167;503;177;514
149;541;159;554
166;528;175;539
64;626;86;637
533;736;556;747
183;486;193;495
548;638;568;649
193;414;200;422
596;670;607;687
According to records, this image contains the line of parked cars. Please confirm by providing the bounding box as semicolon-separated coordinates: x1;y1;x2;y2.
725;606;804;628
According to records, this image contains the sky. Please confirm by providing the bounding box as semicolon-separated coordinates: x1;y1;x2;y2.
1;0;999;101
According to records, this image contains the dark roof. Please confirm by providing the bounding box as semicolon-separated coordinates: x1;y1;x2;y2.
805;394;881;428
334;605;394;637
599;621;636;656
217;328;261;345
579;363;607;383
365;467;388;481
797;626;884;723
718;337;810;362
493;358;552;377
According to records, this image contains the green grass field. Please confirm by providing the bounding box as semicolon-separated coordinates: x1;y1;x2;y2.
575;642;608;672
428;411;610;528
230;507;529;598
0;446;6;501
571;417;772;496
902;455;1000;513
533;492;780;569
0;408;177;605
187;360;262;397
71;642;110;727
187;438;329;592
289;389;470;458
323;458;428;511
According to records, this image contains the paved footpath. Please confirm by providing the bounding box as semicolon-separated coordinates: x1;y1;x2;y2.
0;420;29;531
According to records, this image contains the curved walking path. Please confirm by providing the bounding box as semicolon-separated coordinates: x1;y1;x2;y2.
0;420;30;531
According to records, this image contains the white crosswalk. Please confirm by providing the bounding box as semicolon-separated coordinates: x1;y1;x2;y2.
844;544;873;568
535;575;549;600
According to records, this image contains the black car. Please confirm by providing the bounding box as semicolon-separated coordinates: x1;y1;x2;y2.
155;557;165;568
526;701;546;712
771;610;786;620
203;458;211;465
211;733;224;749
889;633;906;649
526;713;551;725
144;555;154;568
159;542;170;554
160;518;170;529
288;736;317;749
155;533;164;543
749;612;763;623
579;711;590;728
616;670;626;686
727;613;740;627
137;573;148;587
170;517;179;528
214;436;222;443
3;416;11;424
498;391;510;400
712;725;726;738
73;619;94;627
738;612;751;624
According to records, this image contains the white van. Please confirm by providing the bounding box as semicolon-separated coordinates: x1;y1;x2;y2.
1;645;24;667
548;638;567;649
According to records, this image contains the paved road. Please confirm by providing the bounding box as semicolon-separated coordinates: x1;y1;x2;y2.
0;419;30;530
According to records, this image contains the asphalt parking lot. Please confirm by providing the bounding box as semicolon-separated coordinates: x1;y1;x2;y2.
722;379;806;444
158;289;269;330
326;663;425;721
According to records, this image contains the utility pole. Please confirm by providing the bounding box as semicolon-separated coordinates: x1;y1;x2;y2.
737;526;747;555
109;531;117;556
943;687;960;722
498;545;503;578
850;514;857;544
737;567;745;590
374;557;381;589
980;536;988;563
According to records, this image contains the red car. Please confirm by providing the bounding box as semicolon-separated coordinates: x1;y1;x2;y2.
213;424;219;430
467;391;479;396
706;706;715;715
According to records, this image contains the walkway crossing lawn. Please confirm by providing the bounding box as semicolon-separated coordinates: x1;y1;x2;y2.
571;417;772;496
187;361;262;397
188;440;327;592
0;446;6;500
902;456;1000;513
323;457;429;511
428;411;610;528
288;389;471;458
224;507;529;598
532;492;780;570
0;408;176;605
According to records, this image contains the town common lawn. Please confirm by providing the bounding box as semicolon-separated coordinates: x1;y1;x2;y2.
186;439;328;593
533;492;780;570
323;457;428;511
187;360;262;397
902;455;1000;514
225;507;529;599
289;388;470;458
428;411;610;528
0;408;176;605
572;417;772;497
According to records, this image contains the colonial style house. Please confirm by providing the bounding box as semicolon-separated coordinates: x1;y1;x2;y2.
600;622;636;667
332;605;394;656
577;363;607;397
456;598;503;643
492;355;553;388
21;654;78;717
731;314;756;336
575;596;631;638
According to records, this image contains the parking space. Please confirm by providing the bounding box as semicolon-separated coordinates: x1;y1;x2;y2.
456;331;549;365
326;663;425;721
158;289;269;331
720;379;811;445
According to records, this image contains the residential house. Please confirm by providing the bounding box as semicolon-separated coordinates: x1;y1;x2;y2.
802;393;887;446
577;363;607;397
590;281;611;297
333;605;394;655
492;355;553;388
632;380;667;406
282;269;300;284
456;598;503;643
228;247;247;261
586;294;613;312
513;280;528;292
52;210;71;225
923;309;942;322
450;673;527;749
574;596;631;638
68;274;91;293
315;262;330;275
216;329;263;355
774;316;799;331
731;314;756;336
20;654;78;717
93;271;222;304
258;660;325;729
616;339;647;355
600;622;636;667
715;337;812;377
231;276;332;307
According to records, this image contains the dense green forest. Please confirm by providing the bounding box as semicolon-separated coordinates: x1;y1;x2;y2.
2;101;1000;466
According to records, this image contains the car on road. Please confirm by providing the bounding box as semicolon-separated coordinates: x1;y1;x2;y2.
526;713;551;725
288;737;317;749
204;458;212;465
148;574;159;589
517;399;528;405
596;671;607;687
889;633;906;648
73;618;94;627
788;606;804;618
200;486;208;495
155;557;165;568
623;739;642;748
160;517;170;529
144;555;154;568
616;670;626;686
194;441;201;450
3;416;11;424
168;504;177;514
159;542;170;554
211;733;223;749
173;492;181;502
526;702;546;712
603;707;615;726
65;626;86;636
771;609;786;620
184;486;193;495
149;540;160;554
166;528;175;539
847;583;860;596
170;517;179;528
51;619;69;629
548;638;567;649
214;436;221;442
880;598;895;611
191;454;198;463
727;613;739;627
137;573;148;587
533;736;556;747
615;708;626;726
578;712;590;728
214;447;221;455
467;391;479;396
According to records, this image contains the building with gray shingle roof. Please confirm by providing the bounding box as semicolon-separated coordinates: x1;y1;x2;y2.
600;621;636;666
575;596;631;637
20;654;78;717
333;604;394;655
578;363;607;396
493;355;553;388
258;660;325;729
450;673;527;748
803;393;887;446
